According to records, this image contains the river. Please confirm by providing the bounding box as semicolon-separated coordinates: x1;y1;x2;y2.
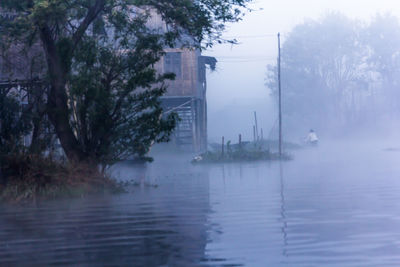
1;140;400;266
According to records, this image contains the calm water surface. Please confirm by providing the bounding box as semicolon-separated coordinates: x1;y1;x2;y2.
1;141;400;266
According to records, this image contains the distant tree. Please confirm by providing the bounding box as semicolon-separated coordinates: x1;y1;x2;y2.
0;0;250;166
266;13;370;134
362;13;400;115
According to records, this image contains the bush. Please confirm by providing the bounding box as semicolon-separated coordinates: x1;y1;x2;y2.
0;87;32;155
0;154;123;203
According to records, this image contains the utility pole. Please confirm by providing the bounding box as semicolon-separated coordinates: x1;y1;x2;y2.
278;32;282;157
254;111;259;141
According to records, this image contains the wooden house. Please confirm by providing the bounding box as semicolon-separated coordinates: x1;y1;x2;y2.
158;49;215;152
0;8;215;152
148;11;216;152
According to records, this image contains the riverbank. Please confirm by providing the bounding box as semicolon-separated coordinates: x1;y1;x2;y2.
0;155;123;203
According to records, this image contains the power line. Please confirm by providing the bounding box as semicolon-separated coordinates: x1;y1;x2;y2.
223;34;278;39
217;59;276;63
217;58;277;61
216;55;275;58
206;54;278;63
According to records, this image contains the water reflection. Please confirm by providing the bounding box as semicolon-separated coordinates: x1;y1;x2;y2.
2;143;400;266
0;157;211;266
280;162;288;258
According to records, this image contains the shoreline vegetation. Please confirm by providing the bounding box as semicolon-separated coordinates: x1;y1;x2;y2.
0;1;251;203
192;140;297;164
0;155;124;203
0;140;299;203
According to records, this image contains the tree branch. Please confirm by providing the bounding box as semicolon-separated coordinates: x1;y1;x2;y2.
71;0;106;52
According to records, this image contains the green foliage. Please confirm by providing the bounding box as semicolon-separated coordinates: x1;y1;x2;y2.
67;9;180;165
193;140;294;163
193;146;292;163
0;0;250;48
0;0;252;166
0;88;31;156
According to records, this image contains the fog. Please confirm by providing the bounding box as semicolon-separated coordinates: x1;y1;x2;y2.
205;0;400;142
5;1;400;266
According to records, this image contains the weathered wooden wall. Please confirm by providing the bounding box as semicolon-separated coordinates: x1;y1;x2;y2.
147;9;211;151
155;48;201;98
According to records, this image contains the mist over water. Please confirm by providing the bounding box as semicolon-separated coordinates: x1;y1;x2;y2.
205;2;400;143
3;1;400;266
2;137;400;266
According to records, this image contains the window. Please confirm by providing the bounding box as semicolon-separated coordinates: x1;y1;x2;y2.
164;52;182;78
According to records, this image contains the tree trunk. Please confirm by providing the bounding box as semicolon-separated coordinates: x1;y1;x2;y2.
29;114;42;153
39;25;86;163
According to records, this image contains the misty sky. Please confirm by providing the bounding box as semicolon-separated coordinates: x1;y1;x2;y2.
204;0;400;142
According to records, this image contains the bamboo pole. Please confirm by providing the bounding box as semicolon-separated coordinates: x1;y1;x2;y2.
254;111;259;141
221;136;225;157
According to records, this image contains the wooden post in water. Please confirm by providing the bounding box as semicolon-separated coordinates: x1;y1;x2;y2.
239;134;242;147
253;126;256;142
254;111;259;141
221;136;225;157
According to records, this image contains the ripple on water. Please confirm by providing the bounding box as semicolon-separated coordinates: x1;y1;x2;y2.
2;146;400;266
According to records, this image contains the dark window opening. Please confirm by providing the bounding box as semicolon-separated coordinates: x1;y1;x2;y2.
164;52;182;78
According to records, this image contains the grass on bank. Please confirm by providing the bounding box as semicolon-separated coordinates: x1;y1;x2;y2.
193;140;294;164
0;154;124;203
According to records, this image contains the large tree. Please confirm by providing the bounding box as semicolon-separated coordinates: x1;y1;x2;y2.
0;0;250;165
266;13;372;135
362;13;400;116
